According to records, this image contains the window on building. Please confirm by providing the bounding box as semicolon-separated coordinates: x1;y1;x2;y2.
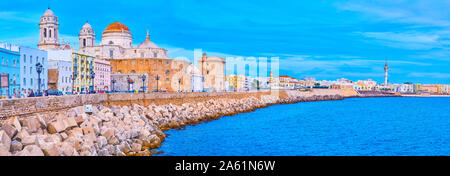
44;28;47;38
109;50;114;59
166;61;169;65
83;39;86;47
131;70;136;73
131;61;135;65
24;66;26;74
30;78;33;87
23;78;26;86
23;55;26;63
42;58;44;64
166;70;169;75
154;53;157;58
1;57;3;65
36;56;39;64
49;29;52;38
30;56;32;64
30;67;32;74
108;41;114;45
140;53;144;58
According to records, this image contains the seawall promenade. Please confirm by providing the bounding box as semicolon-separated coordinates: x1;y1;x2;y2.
0;89;385;156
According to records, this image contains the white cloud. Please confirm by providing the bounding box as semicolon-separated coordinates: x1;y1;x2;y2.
409;72;450;79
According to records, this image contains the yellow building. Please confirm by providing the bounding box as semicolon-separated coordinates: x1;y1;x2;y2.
72;51;95;92
225;74;247;91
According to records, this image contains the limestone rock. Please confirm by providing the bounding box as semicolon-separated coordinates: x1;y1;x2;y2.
0;130;11;151
97;136;107;148
1;124;17;139
10;140;23;152
23;145;45;156
0;144;11;156
40;142;59;156
21;135;36;146
48;121;66;134
131;143;142;153
26;118;40;133
13;129;30;142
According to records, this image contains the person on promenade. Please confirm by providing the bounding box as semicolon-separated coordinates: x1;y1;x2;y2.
29;90;35;97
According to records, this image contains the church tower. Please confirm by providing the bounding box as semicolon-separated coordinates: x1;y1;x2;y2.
38;8;60;50
79;22;95;49
384;59;389;86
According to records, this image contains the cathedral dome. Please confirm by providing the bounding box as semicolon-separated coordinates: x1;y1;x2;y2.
103;22;130;34
137;30;159;48
43;8;55;16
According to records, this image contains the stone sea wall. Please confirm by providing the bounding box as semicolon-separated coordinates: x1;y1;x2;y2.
0;90;344;156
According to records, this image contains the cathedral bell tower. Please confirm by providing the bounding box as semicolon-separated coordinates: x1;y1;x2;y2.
79;22;95;49
38;8;60;50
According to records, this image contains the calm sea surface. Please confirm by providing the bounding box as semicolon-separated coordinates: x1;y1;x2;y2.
159;97;450;156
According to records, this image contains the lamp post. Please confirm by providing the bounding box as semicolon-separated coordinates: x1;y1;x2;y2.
155;75;160;92
111;79;116;92
141;75;146;93
178;78;181;92
90;71;95;94
36;63;43;96
72;72;77;93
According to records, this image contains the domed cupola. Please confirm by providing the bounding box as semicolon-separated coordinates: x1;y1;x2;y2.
137;30;159;49
101;21;133;48
79;21;95;48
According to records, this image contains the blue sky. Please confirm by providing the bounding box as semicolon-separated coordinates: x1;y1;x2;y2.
0;0;449;84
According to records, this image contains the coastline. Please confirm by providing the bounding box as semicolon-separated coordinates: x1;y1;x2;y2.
0;90;446;156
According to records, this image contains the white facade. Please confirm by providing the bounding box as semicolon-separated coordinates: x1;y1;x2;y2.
19;46;48;93
187;64;203;92
47;50;73;92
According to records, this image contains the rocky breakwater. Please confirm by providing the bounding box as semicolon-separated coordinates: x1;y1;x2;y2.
0;91;343;156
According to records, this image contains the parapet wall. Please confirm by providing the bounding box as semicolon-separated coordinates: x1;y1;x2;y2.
0;91;278;119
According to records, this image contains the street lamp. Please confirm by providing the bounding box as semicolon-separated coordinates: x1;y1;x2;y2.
72;71;78;93
141;74;146;93
111;79;116;92
36;63;43;96
178;78;181;92
155;75;160;92
90;71;95;93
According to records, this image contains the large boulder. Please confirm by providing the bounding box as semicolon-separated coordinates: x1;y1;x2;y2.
21;135;37;146
48;120;66;134
1;124;17;139
10;140;23;152
23;145;45;156
41;143;59;156
0;130;11;151
26;118;40;133
0;144;11;156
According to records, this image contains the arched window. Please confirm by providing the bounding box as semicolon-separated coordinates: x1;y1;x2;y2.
49;29;52;38
44;28;47;38
109;50;114;59
166;70;169;75
83;39;86;47
109;41;114;45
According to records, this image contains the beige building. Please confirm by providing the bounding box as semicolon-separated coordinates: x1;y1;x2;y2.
198;53;225;92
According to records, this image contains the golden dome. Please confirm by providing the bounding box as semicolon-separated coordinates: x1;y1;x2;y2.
103;22;130;34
